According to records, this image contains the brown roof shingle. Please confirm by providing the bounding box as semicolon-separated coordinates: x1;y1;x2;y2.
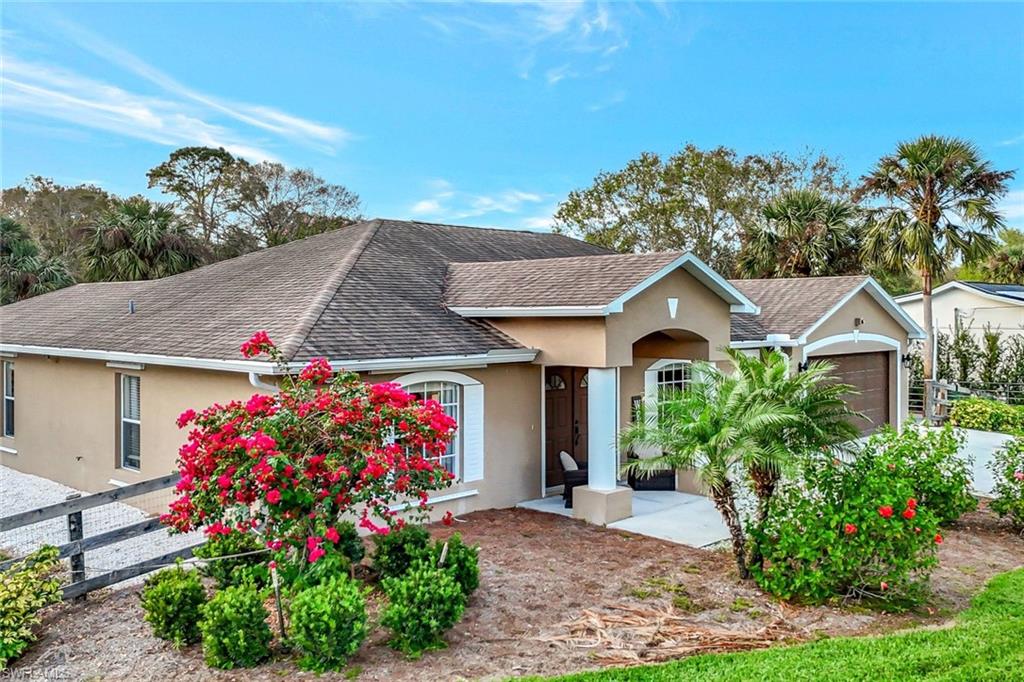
729;275;869;341
0;219;611;363
443;252;683;309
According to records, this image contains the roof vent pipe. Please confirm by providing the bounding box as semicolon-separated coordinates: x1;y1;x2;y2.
128;300;136;314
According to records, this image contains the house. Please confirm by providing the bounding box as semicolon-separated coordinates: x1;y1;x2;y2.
0;219;925;526
896;281;1024;339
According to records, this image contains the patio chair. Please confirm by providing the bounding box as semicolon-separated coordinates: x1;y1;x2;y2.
559;451;588;508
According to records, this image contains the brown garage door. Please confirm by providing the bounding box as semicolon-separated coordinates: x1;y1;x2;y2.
816;351;890;435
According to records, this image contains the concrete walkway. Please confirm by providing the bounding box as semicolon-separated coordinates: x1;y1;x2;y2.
959;428;1014;497
518;489;729;548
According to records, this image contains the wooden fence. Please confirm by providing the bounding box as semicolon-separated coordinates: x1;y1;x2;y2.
0;473;205;600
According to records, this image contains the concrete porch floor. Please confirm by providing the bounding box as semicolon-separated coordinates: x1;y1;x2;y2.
517;489;730;548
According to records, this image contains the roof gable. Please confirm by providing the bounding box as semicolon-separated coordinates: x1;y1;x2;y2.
894;280;1024;306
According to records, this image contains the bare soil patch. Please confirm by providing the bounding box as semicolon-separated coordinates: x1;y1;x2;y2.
14;504;1024;681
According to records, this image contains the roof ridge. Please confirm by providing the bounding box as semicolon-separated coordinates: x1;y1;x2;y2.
277;220;381;362
447;250;681;268
729;274;869;284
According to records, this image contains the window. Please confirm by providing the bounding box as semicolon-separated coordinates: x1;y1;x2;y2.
656;362;691;423
405;381;459;476
545;374;566;391
120;375;141;470
2;361;13;438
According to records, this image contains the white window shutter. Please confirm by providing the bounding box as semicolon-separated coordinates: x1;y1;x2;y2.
461;383;485;482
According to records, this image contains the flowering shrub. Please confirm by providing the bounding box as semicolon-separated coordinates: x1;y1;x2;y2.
990;438;1024;529
0;546;62;668
140;565;206;648
865;425;976;525
381;563;466;657
288;575;368;672
949;397;1024;434
752;444;943;606
193;531;268;589
162;332;457;575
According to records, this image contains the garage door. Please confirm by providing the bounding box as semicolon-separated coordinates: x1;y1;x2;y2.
815;351;890;435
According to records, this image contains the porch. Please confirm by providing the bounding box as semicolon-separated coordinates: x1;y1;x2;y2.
517;489;729;548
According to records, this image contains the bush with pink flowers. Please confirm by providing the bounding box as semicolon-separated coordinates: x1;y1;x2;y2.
162;331;457;577
990;437;1024;529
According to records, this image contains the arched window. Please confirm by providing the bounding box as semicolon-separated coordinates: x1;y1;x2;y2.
404;381;460;476
545;374;566;390
656;362;691;400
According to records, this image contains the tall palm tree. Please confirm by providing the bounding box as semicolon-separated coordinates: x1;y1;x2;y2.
0;217;74;304
738;189;862;278
620;363;800;579
83;198;203;282
857;136;1014;380
728;348;859;568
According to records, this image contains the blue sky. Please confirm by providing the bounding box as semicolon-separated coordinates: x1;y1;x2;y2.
3;1;1023;231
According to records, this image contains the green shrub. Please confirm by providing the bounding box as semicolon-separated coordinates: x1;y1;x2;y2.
140;564;206;648
752;439;943;606
381;563;466;657
990;438;1024;529
199;584;272;669
193;531;269;589
371;524;430;580
288;575;368;671
949;397;1024;434
422;533;480;596
869;425;977;525
0;546;62;668
333;521;366;566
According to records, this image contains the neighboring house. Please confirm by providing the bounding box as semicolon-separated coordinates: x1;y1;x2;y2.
0;219;924;526
895;281;1024;338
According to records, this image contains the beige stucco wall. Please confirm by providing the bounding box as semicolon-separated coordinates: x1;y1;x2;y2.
795;289;911;427
900;288;1024;338
0;354;543;521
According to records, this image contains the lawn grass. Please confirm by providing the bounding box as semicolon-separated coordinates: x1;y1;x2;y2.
541;569;1024;682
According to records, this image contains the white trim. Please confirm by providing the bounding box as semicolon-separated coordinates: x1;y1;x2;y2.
797;277;925;343
450;252;760;318
0;352;16;359
539;367;546;498
392;370;481;387
107;478;130;488
106;361;145;371
0;446;16;454
387;488;478;512
2;360;13;439
0;344;537;375
895;280;1024;306
803;332;903;430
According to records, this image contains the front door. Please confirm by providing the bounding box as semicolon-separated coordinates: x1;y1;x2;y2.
545;366;588;487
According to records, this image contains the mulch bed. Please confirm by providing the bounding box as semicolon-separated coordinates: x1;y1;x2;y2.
13;502;1024;681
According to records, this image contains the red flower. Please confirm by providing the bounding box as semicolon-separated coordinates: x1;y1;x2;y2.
902;508;916;520
299;357;333;385
878;505;894;519
934;533;943;545
442;510;454;526
325;527;341;544
176;409;197;428
217;474;232;489
240;330;273;358
880;581;888;591
308;546;326;563
843;523;857;535
906;498;917;509
266;489;282;504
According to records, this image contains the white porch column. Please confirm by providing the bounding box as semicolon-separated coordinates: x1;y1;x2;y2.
586;367;618;491
573;367;632;525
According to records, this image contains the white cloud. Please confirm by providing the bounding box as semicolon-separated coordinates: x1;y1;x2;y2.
998;133;1024;147
999;189;1024;223
410;198;443;214
587;89;627;112
408;181;547;223
545;64;576;85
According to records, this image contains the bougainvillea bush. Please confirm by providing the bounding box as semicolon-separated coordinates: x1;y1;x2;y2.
752;432;945;607
162;331;457;575
990;438;1024;529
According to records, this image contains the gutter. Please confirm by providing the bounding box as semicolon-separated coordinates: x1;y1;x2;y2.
248;372;279;393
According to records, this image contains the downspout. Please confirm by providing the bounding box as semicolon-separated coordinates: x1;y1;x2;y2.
248;372;279;393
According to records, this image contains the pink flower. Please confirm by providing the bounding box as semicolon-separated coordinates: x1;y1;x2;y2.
176;409;197;428
268;560;277;570
325;527;341;544
299;357;333;385
1014;471;1024;482
217;474;232;489
881;581;888;591
240;330;273;358
308;546;326;563
266;489;282;505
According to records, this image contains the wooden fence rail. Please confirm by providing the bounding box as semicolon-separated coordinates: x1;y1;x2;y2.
0;472;204;600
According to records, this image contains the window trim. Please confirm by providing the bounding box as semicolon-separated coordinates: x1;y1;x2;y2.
403;380;461;478
119;374;141;471
2;361;13;439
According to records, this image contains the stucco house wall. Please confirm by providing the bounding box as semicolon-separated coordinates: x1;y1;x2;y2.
900;288;1024;338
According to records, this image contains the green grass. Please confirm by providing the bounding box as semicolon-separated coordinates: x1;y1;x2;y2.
538;569;1024;682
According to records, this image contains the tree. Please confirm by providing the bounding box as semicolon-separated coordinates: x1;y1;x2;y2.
0;217;74;304
0;176;113;272
224;161;361;248
147;147;238;245
553;145;849;274
857;135;1014;381
987;243;1024;284
620;359;801;578
82;198;203;281
737;189;861;278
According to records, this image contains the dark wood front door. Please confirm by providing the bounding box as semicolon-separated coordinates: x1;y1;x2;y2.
544;367;589;487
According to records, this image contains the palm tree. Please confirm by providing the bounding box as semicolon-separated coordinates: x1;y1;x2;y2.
83;198;203;282
738;189;862;278
0;217;74;304
620;362;800;579
728;348;859;568
857;136;1014;380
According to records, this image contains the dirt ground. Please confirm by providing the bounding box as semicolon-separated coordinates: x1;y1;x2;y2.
14;502;1024;681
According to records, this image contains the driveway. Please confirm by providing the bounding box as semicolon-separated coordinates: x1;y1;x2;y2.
959;428;1014;497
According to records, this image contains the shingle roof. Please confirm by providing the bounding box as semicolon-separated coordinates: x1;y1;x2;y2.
444;252;683;308
0;219;611;363
961;281;1024;302
729;275;870;342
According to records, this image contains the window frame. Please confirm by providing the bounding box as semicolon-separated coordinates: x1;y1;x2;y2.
403;380;461;478
2;361;13;438
119;374;141;471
